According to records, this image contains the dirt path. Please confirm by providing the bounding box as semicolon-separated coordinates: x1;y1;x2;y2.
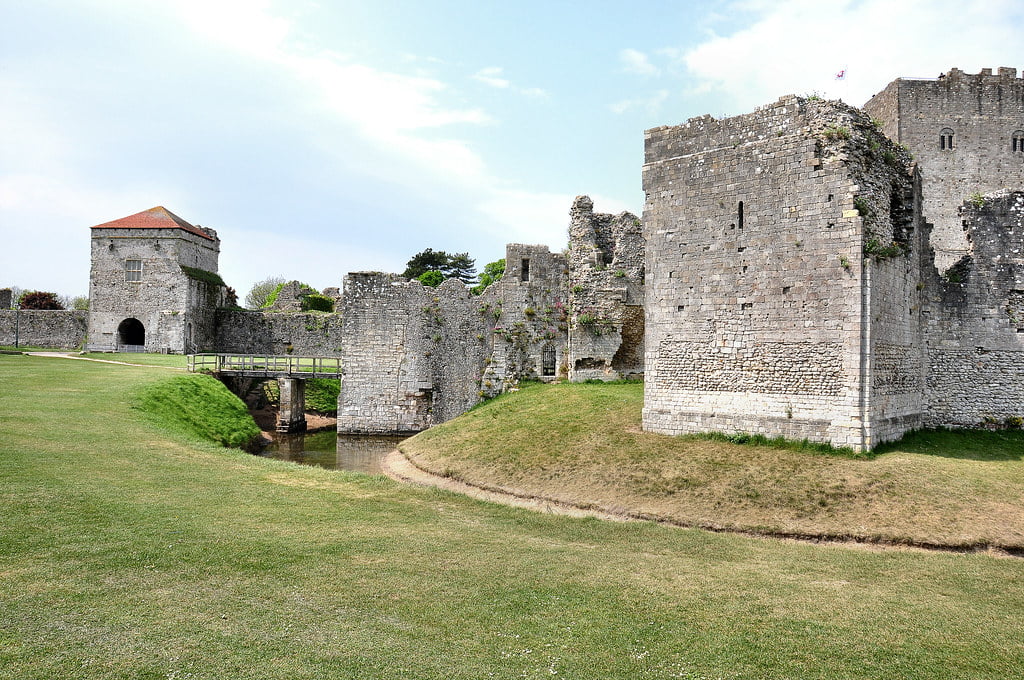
23;351;185;369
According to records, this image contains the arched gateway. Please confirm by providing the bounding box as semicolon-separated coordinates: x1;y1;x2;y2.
117;318;145;351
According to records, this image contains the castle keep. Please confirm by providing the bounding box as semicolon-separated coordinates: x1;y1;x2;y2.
643;68;1024;451
4;67;1021;451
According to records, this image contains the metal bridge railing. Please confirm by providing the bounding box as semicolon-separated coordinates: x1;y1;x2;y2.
187;354;342;378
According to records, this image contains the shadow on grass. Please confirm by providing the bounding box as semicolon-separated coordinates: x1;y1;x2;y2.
874;428;1024;461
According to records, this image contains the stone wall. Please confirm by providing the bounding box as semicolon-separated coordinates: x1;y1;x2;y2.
337;273;494;433
865;67;1024;272
0;310;87;349
567;196;645;381
642;96;917;450
922;190;1024;425
214;309;344;356
337;243;569;434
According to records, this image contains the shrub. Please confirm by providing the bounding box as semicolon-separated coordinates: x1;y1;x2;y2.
417;270;444;287
18;291;64;310
301;294;334;312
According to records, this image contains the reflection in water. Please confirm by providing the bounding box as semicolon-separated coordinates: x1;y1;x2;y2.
261;431;406;474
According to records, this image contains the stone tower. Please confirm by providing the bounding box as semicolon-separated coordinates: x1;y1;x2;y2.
87;206;226;353
864;67;1024;272
642;97;921;451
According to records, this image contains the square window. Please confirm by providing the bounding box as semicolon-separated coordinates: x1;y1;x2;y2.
125;259;142;282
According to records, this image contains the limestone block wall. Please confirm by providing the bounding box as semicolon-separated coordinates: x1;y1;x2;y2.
337;273;496;433
0;310;87;349
338;273;434;433
567;196;645;381
922;191;1024;425
865;67;1024;272
214;310;344;356
642;97;914;450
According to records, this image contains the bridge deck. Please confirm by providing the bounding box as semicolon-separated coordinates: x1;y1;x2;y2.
187;354;342;378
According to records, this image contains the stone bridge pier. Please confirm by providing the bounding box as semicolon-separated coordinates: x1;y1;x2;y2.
277;377;307;433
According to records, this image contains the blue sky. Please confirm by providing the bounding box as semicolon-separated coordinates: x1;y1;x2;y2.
2;0;1021;301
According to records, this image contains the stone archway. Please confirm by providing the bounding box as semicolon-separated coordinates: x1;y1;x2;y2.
117;318;145;349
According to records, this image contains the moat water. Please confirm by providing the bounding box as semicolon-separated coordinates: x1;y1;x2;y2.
260;431;406;474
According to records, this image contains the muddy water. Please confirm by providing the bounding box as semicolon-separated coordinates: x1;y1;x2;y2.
260;430;407;474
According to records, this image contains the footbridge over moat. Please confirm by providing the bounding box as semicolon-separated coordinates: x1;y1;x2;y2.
188;354;342;433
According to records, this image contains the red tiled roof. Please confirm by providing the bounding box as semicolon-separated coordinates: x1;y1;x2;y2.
91;206;214;241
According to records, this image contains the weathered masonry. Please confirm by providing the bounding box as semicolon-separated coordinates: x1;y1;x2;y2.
86;206;229;353
643;68;1024;452
865;67;1024;272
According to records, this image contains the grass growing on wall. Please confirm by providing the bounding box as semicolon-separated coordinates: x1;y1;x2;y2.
2;355;1023;679
402;381;1024;548
135;373;262;449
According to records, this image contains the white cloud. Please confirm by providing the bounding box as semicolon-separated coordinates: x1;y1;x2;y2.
681;0;1023;113
619;48;659;76
610;89;669;115
473;66;511;89
472;66;547;97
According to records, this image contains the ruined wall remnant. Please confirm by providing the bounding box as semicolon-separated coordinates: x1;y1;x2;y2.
337;243;569;434
865;67;1024;272
642;96;920;451
921;190;1024;425
478;244;568;392
567;196;645;381
337;273;495;434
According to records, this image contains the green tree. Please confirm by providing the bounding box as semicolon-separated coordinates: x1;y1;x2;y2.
445;252;477;284
19;291;64;310
402;249;451;279
403;249;477;284
71;296;90;311
471;258;505;295
244;276;286;310
417;270;445;287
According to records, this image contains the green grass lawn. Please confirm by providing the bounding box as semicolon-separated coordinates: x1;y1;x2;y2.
402;382;1024;549
2;356;1023;679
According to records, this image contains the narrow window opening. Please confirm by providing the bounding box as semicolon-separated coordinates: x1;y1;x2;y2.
1013;131;1024;152
676;305;685;312
520;258;530;282
738;201;744;229
939;128;954;151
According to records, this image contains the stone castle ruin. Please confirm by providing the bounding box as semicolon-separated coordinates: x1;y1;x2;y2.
644;67;1024;450
2;67;1021;451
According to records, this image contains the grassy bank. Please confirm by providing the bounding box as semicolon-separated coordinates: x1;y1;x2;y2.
2;355;1023;678
402;382;1024;549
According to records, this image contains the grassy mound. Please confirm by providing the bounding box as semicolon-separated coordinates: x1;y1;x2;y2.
135;373;261;449
402;382;1024;548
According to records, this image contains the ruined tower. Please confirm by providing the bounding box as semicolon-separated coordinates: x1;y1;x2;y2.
87;206;227;353
642;97;922;451
865;67;1024;272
